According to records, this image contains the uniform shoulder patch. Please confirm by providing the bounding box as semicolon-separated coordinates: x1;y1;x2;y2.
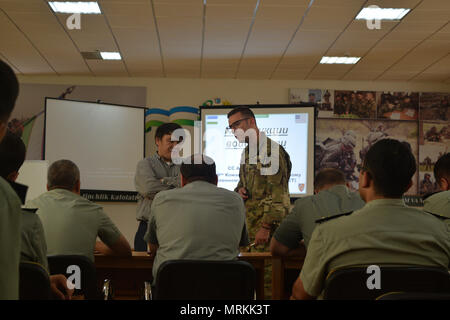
315;211;353;224
423;211;449;220
22;208;38;214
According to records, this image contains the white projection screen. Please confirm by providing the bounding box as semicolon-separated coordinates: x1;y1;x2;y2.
44;98;145;193
16;160;48;202
200;105;316;198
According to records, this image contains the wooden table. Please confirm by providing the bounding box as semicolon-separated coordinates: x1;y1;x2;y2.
94;251;303;300
271;256;305;300
95;251;270;300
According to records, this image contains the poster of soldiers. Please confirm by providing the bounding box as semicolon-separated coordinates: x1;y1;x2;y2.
418;172;439;196
418;122;450;195
288;88;334;118
419;92;450;122
333;90;377;119
377;92;419;120
316;118;418;194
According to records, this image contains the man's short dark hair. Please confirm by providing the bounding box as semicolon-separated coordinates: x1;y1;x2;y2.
434;153;449;185
180;154;216;184
47;159;80;190
362;139;416;198
0;130;26;180
0;60;19;122
155;122;182;141
314;168;346;191
227;106;255;119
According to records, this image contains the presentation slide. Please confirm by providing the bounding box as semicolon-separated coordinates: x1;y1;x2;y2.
44;98;145;193
201;106;315;197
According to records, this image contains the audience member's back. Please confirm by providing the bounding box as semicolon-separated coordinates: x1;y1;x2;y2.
423;152;450;220
26;189;118;260
25;159;129;261
0;59;22;299
291;169;364;247
145;155;248;281
292;139;450;300
152;181;245;259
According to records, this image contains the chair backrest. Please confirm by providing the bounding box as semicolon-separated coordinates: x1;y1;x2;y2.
153;259;255;300
47;255;99;300
323;265;450;300
19;262;52;300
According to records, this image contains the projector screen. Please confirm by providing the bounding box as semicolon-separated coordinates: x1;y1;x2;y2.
200;105;315;198
16;160;48;202
44;98;145;194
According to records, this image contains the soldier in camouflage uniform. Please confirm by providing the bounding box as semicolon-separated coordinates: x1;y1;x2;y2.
227;106;291;299
352;92;364;117
365;92;377;118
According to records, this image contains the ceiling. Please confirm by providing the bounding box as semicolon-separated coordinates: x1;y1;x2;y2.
0;0;449;82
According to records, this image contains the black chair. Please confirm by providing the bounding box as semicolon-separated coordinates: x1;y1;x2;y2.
323;265;450;300
19;262;52;300
47;255;101;300
152;259;256;300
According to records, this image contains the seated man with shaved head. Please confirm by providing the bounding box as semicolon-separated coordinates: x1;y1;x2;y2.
270;168;365;256
25;159;131;261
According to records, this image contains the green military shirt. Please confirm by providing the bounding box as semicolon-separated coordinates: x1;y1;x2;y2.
25;189;122;262
0;177;22;300
20;208;48;271
274;185;365;248
235;132;291;239
300;198;450;299
423;190;450;218
144;181;249;282
423;190;450;229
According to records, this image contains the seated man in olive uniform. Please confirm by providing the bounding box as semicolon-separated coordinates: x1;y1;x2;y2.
291;139;450;300
270;168;365;256
145;154;249;283
0;131;73;299
25;159;132;262
0;59;22;300
423;153;449;221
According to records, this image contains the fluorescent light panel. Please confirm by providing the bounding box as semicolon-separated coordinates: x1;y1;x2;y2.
100;52;122;60
320;56;360;64
355;7;410;20
48;2;102;14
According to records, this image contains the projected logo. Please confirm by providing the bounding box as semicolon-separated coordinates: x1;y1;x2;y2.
298;184;305;192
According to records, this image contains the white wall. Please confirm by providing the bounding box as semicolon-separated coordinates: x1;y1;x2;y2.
17;75;450;247
18;75;450;108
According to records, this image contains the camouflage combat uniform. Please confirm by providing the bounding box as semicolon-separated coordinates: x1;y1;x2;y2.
235;133;291;299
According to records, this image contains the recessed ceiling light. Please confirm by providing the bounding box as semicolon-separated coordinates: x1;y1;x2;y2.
48;2;102;14
355;7;410;21
320;56;361;64
100;52;122;60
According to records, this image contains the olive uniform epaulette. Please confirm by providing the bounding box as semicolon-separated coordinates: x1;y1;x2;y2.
315;211;354;224
423;211;449;220
22;208;38;214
